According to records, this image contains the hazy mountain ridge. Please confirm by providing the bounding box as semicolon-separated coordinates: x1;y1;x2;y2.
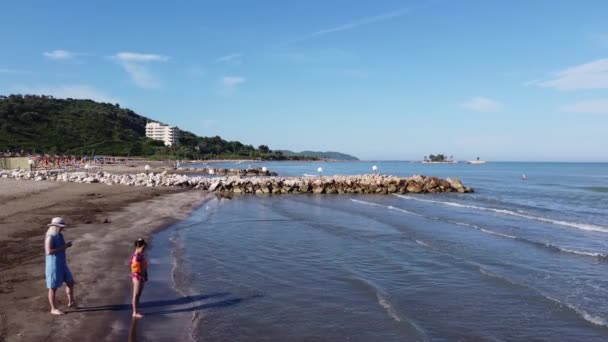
277;150;359;161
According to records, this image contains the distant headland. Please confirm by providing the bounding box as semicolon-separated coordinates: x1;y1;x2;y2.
276;150;359;161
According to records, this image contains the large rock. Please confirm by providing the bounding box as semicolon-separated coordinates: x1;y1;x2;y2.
406;180;423;193
208;180;222;192
313;185;325;194
446;177;464;192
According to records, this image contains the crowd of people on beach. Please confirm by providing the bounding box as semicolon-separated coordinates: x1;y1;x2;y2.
3;150;86;169
44;217;148;318
2;149;135;170
34;156;83;169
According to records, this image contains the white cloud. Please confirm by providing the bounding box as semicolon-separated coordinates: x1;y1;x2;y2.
312;8;409;37
523;79;541;86
219;76;246;95
221;76;245;88
274;48;354;64
43;50;79;60
114;52;169;62
561;99;608;114
13;84;119;103
120;63;161;89
534;58;608;90
111;52;169;89
461;97;503;112
282;8;409;45
215;53;242;64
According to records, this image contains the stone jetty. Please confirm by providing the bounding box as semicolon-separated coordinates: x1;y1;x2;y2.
177;166;278;177
1;169;473;195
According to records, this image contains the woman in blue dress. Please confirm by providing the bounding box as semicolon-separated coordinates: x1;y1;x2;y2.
45;217;76;315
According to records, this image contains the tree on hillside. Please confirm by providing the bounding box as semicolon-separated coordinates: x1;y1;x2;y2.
258;145;271;153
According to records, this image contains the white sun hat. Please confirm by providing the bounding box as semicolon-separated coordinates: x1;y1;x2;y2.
48;217;66;227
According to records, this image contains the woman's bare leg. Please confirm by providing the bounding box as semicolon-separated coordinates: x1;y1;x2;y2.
132;278;144;318
66;281;76;307
48;288;65;315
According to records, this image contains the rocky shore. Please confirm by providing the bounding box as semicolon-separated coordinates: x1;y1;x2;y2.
1;169;474;195
176;166;278;176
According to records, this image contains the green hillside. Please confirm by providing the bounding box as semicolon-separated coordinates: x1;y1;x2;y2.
0;95;314;160
1;95;147;154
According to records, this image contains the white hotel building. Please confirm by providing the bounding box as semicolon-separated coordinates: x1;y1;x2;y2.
145;122;178;146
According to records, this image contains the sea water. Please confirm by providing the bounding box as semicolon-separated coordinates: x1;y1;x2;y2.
156;162;608;341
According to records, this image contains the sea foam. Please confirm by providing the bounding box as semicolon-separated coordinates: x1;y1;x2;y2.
395;195;608;233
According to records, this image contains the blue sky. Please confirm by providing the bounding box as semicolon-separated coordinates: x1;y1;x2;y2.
1;1;607;161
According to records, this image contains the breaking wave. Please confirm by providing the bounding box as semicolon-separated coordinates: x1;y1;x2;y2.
352;198;608;260
394;195;608;233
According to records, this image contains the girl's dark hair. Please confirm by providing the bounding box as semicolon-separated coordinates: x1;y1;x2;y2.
134;238;147;248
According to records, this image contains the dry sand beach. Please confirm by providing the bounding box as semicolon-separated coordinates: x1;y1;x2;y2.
0;177;212;342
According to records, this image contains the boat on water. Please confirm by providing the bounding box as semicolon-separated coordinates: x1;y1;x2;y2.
467;157;487;164
421;155;457;164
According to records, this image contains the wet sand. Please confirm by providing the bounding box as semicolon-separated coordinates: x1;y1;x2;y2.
0;178;212;342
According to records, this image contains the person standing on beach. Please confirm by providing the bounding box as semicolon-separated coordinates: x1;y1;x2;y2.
130;238;148;319
44;217;76;315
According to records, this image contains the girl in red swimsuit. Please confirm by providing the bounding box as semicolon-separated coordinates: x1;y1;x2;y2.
130;238;148;318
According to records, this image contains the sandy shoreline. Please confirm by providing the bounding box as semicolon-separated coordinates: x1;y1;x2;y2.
0;178;213;342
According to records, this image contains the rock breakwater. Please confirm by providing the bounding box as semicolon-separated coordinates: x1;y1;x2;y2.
1;169;473;195
177;167;278;176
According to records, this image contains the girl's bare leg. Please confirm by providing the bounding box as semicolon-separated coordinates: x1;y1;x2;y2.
132;278;144;318
48;288;65;315
66;281;76;307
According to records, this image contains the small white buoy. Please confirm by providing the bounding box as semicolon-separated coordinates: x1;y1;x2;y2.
317;167;323;176
372;165;378;173
262;167;267;172
208;169;215;175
